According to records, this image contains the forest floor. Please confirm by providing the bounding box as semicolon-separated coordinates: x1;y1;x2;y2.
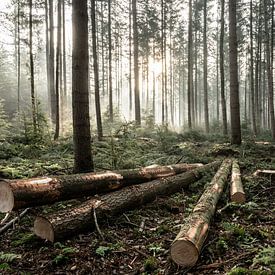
0;126;274;275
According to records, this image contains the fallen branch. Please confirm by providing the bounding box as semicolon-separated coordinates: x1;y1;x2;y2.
230;160;245;203
253;170;275;182
0;163;203;213
170;159;232;268
0;208;29;235
33;161;220;242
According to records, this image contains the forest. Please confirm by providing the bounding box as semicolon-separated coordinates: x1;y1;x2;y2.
0;0;274;274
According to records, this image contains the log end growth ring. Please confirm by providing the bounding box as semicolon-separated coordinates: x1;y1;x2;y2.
34;217;54;242
0;182;14;213
170;239;199;267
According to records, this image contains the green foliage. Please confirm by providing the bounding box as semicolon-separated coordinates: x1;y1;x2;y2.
0;99;10;140
216;238;229;254
180;129;207;142
144;256;158;272
228;267;269;275
52;246;78;265
0;252;21;262
0;263;11;271
95;246;111;257
148;243;164;256
11;233;36;247
253;247;275;271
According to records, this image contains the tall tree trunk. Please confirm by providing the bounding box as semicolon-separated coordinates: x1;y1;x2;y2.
108;0;113;122
17;0;21;114
129;0;132;118
49;0;56;125
29;0;37;131
187;0;193;129
264;0;275;140
250;0;257;135
229;0;241;144
220;0;228;135
54;0;62;140
203;0;209;133
91;0;103;140
72;0;93;172
132;0;141;125
62;0;67;107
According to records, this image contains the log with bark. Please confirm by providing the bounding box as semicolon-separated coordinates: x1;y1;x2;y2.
230;160;245;203
0;163;203;213
33;161;220;242
170;159;232;268
253;170;275;182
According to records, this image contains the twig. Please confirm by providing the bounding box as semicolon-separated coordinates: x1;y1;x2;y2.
0;208;29;235
0;212;11;225
93;201;104;240
139;218;146;232
196;250;257;270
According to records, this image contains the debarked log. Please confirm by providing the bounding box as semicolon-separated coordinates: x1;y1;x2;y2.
33;161;220;242
253;169;275;182
170;159;232;268
0;163;203;213
230;160;245;203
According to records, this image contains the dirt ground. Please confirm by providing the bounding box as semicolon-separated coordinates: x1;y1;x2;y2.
0;141;274;275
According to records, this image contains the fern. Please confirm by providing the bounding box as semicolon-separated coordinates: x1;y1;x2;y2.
0;252;21;263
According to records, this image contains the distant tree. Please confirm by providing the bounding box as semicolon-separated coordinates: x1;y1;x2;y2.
29;0;37;131
203;0;209;133
91;0;103;140
108;0;113;122
72;0;93;172
132;0;141;125
229;0;241;144
220;0;228;135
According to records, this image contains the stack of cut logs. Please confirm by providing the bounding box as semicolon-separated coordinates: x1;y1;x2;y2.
0;159;249;268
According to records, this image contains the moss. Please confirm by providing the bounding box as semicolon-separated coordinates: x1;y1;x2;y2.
144;256;158;272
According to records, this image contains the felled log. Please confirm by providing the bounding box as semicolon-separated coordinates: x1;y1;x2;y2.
33;161;220;242
230;160;245;203
0;163;203;213
170;159;232;268
253;170;275;182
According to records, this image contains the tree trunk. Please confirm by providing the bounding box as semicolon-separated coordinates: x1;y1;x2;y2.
91;0;103;140
33;161;220;242
54;0;61;140
108;0;113;122
170;159;232;267
264;0;275;140
29;0;37;131
72;0;93;173
0;163;204;213
230;160;245;203
250;0;257;135
229;0;241;145
203;0;209;133
49;0;56;124
62;0;67;107
220;0;228;135
187;0;193;129
132;0;141;125
17;0;21;114
129;0;132;118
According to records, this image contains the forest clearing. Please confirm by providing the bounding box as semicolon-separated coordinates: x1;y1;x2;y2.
0;0;274;274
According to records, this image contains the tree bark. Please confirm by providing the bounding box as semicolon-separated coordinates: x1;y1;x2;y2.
33;161;220;242
187;0;193;129
91;0;103;140
229;0;241;145
108;0;113;122
0;163;204;213
220;0;227;135
132;0;141;125
170;159;232;267
54;0;62;140
29;0;37;131
203;0;209;133
230;160;245;203
72;0;93;173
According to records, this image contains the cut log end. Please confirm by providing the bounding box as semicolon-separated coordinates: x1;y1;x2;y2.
170;239;199;267
0;182;14;213
34;217;54;243
231;192;246;203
